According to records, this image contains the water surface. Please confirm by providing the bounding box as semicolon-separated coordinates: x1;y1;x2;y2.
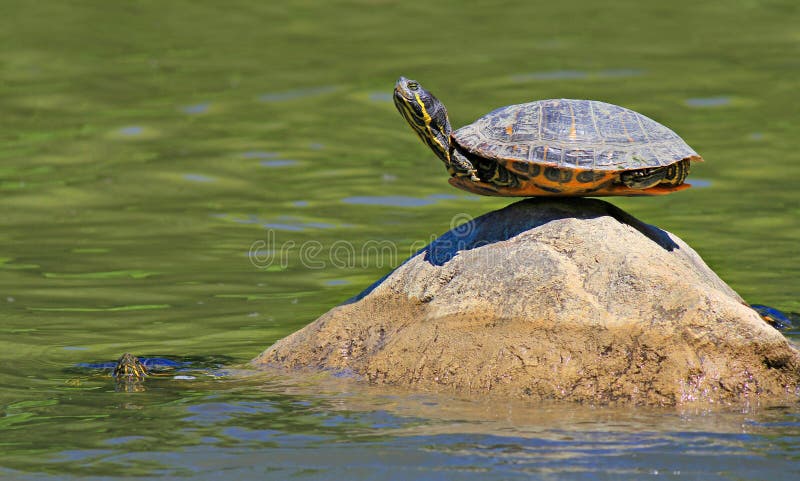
1;0;798;479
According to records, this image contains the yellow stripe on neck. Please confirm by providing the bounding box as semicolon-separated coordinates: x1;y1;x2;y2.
414;93;449;161
414;93;432;124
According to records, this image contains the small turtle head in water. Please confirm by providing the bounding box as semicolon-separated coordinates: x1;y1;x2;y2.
113;352;148;391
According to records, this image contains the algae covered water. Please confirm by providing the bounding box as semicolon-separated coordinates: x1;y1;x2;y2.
1;1;799;479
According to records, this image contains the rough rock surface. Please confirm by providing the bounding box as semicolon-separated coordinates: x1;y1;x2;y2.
255;199;800;405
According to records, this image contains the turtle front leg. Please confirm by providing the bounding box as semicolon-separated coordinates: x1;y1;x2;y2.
450;149;480;182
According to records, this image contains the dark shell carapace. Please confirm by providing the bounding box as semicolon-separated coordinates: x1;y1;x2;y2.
454;99;701;171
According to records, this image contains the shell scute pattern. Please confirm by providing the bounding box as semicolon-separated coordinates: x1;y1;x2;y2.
565;149;595;168
454;99;699;171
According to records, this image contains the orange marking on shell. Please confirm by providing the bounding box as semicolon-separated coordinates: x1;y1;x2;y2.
505;125;513;136
448;176;692;197
567;102;577;140
619;111;635;142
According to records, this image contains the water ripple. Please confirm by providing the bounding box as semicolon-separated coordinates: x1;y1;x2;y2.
690;179;712;188
511;69;644;82
181;103;210;114
213;214;340;231
241;151;279;159
341;194;470;207
258;86;339;102
260;160;298;167
341;196;437;207
685;96;732;107
183;173;216;183
369;92;394;103
117;126;143;136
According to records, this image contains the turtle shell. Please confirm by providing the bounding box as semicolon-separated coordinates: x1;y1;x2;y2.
453;99;702;172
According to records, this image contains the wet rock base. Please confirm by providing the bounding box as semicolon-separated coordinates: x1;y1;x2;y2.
255;199;800;406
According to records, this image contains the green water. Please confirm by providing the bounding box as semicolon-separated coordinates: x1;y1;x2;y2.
1;1;799;479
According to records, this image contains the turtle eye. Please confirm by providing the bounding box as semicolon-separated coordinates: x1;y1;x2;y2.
407;81;419;91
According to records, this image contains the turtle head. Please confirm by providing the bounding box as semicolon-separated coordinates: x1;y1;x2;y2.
393;77;452;164
113;352;148;392
113;352;148;380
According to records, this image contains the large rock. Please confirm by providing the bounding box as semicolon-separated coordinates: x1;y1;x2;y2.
255;199;800;405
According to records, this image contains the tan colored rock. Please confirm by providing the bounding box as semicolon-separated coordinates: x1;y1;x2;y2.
255;198;800;405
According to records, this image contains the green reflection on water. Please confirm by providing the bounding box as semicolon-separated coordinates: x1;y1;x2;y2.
0;0;798;478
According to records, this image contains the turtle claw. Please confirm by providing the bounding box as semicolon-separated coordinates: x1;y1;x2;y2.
451;150;480;182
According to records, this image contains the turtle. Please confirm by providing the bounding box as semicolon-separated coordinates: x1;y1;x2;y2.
113;352;149;383
109;353;153;392
751;304;798;331
393;77;703;197
76;353;217;392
